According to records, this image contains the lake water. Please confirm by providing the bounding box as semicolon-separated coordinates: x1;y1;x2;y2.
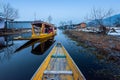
0;24;120;80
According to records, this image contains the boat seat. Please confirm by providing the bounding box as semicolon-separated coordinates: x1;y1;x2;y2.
51;54;66;58
44;70;73;75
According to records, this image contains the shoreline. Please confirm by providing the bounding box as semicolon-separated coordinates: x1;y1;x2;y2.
0;31;31;36
64;30;120;64
64;30;120;53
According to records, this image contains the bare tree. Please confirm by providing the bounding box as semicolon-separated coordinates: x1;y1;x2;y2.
47;15;52;23
86;8;113;26
67;20;72;25
1;3;18;20
59;21;66;26
85;7;114;34
67;20;73;29
59;21;67;29
0;3;19;31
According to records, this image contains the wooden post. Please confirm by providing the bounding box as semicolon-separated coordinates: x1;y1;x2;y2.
41;23;45;33
52;27;55;34
32;25;35;36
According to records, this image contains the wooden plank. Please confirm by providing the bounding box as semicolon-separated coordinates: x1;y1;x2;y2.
44;70;73;75
31;43;86;80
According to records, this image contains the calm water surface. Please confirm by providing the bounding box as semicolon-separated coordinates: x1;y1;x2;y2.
0;29;119;80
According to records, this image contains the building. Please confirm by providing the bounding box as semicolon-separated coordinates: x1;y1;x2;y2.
76;22;87;29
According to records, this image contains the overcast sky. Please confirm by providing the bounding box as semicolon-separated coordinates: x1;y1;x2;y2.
1;0;120;25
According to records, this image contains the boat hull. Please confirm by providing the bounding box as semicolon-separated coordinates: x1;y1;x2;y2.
31;43;85;80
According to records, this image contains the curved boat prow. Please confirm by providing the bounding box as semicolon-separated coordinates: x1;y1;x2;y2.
31;42;86;80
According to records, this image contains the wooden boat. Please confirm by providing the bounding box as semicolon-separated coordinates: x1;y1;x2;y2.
31;21;56;40
31;43;86;80
14;21;56;40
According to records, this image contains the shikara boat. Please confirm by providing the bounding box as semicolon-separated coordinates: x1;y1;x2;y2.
14;21;56;40
31;21;56;40
31;43;86;80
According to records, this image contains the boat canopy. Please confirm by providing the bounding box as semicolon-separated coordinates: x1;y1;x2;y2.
31;21;55;36
32;21;54;28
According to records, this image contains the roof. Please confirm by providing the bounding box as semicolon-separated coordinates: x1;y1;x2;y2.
32;20;54;27
78;22;86;25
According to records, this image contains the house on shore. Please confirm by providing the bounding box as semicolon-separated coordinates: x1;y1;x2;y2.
76;22;87;29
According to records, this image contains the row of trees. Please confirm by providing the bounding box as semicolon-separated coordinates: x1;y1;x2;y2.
59;20;75;30
59;20;73;26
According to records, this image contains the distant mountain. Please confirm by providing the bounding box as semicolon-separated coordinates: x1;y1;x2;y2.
103;14;120;26
87;14;120;27
105;14;120;21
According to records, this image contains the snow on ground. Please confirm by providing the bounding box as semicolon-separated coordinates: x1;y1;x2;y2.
108;27;120;36
77;27;120;37
108;29;120;36
76;27;99;33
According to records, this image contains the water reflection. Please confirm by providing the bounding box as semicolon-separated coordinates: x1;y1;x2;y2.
0;36;17;62
31;40;55;55
0;32;55;62
15;39;55;55
0;29;119;80
0;37;5;48
0;36;14;49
